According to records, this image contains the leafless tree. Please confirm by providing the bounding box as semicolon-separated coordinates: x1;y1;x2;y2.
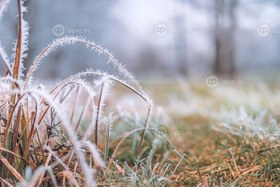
213;0;238;77
174;0;188;76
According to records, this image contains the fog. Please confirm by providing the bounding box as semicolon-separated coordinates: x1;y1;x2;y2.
1;0;280;80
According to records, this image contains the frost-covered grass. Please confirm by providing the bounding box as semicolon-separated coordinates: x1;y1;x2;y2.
1;0;280;186
0;1;158;186
141;79;280;186
82;79;279;186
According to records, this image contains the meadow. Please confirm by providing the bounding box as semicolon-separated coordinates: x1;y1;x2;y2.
0;0;280;186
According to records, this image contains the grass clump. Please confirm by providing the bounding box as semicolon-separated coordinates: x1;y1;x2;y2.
2;1;279;186
0;0;166;186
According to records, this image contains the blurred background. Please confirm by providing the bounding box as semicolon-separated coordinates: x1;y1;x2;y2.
0;0;280;82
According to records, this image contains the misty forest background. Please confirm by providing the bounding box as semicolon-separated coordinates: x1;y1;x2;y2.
0;0;280;81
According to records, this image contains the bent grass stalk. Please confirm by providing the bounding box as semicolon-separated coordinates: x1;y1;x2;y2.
0;0;154;185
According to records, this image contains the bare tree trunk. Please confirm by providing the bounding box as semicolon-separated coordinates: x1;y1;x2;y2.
228;0;237;77
213;0;238;77
213;0;224;76
214;27;222;75
174;0;188;76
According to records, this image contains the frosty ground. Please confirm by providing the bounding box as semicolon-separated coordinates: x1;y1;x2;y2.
99;78;280;186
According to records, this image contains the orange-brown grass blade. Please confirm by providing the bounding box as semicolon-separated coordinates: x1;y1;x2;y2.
13;0;22;80
0;155;24;182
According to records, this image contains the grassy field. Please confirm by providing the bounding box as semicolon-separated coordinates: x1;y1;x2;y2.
1;76;280;186
1;1;280;186
95;79;280;186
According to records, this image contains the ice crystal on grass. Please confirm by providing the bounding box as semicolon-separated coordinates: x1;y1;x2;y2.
0;1;153;186
0;0;10;20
